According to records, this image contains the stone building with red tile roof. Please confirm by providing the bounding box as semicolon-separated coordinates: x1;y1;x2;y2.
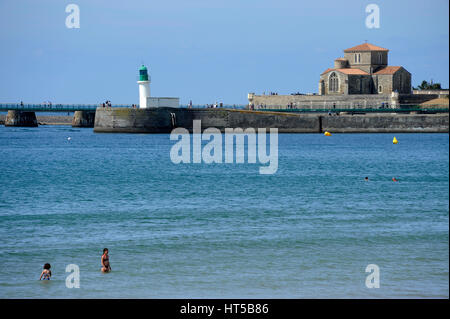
246;43;442;110
319;43;411;95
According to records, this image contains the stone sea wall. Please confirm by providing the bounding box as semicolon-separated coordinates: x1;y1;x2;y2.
322;113;449;133
93;107;449;133
247;93;440;109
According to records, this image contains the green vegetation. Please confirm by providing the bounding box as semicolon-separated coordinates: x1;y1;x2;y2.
413;80;442;90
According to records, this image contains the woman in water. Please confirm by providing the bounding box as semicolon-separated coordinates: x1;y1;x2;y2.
101;248;111;273
39;263;52;280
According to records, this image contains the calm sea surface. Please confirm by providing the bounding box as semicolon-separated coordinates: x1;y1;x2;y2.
0;126;448;298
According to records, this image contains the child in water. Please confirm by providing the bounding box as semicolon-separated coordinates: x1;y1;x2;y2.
39;263;52;280
101;248;111;273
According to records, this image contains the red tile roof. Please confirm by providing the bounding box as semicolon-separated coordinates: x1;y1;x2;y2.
321;68;369;75
344;43;389;52
321;68;334;75
338;68;369;75
374;66;402;75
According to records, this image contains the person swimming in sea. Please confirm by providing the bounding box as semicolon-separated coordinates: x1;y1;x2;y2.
392;177;398;182
364;177;369;181
101;248;111;273
39;263;52;280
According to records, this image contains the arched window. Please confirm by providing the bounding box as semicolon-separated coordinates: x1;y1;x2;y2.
329;72;339;92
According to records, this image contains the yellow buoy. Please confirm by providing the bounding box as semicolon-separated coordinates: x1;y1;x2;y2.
324;131;332;136
393;137;398;144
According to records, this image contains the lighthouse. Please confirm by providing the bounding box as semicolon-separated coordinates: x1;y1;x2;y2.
135;64;180;108
137;65;151;108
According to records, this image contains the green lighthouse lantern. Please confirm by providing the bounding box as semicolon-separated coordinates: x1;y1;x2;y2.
139;65;149;82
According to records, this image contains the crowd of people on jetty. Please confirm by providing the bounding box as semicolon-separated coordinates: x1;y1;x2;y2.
95;100;243;109
100;100;112;108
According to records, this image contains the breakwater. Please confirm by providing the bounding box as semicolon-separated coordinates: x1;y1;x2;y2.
93;107;449;133
0;111;95;127
3;110;38;127
0;114;72;126
72;110;96;127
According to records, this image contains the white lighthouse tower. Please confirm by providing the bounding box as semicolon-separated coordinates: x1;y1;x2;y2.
137;65;151;108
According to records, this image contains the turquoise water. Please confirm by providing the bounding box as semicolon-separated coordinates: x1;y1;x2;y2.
0;126;448;298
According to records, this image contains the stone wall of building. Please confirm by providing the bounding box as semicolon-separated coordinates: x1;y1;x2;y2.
344;51;372;73
374;74;394;94
343;51;388;73
348;75;373;94
391;68;412;94
370;51;388;70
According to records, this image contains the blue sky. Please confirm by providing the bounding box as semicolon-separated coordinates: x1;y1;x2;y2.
0;0;448;105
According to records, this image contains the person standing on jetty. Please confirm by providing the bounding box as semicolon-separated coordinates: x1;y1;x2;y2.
101;248;111;273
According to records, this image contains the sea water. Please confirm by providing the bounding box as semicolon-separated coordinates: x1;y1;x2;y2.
0;126;448;298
